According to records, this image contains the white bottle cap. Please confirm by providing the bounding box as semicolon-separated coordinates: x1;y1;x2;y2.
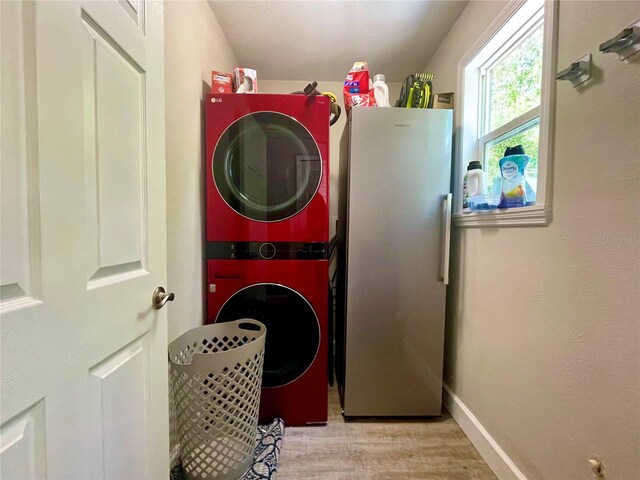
373;74;385;83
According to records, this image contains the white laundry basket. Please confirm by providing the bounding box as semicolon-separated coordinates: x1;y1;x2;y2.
169;319;266;480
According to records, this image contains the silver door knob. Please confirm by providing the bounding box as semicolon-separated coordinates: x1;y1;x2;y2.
152;286;175;309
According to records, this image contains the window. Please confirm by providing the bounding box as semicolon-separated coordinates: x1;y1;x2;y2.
455;0;557;226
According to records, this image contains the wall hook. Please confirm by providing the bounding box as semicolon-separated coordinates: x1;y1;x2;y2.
599;20;640;61
556;54;592;87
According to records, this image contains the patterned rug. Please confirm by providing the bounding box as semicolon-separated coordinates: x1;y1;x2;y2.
170;418;284;480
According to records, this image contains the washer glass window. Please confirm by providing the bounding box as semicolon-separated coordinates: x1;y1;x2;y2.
213;112;322;222
216;284;320;388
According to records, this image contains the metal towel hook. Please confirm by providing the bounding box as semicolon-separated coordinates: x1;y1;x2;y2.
556;54;592;87
599;20;640;61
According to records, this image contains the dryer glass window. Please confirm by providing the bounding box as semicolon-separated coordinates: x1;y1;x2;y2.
213;112;322;222
216;284;320;388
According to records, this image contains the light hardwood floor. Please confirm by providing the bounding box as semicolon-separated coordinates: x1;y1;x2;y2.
277;387;497;480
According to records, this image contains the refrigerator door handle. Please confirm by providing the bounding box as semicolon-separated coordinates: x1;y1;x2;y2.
440;193;452;285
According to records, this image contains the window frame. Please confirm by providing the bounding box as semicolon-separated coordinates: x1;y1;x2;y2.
454;0;558;227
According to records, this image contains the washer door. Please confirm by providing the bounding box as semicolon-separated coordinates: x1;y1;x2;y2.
213;112;322;222
216;284;320;388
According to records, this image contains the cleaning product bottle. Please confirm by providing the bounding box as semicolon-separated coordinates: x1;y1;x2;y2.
373;74;390;107
463;160;487;209
498;145;529;208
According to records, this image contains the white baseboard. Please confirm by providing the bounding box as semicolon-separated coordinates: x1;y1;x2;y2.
443;383;527;480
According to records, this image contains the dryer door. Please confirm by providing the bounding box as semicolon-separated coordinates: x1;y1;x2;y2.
216;283;320;388
213;112;322;222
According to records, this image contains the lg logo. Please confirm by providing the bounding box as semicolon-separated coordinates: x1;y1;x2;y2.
210;97;223;103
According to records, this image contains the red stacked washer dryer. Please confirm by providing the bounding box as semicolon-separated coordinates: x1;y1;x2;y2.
205;94;330;425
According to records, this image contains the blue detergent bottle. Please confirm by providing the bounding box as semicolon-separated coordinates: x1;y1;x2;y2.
498;145;529;208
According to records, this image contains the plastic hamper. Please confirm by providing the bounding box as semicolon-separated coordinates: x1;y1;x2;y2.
169;319;266;480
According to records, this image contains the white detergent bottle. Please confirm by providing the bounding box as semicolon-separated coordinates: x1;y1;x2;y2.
373;74;390;107
463;160;487;209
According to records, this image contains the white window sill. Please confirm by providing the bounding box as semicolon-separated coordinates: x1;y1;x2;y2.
454;204;551;227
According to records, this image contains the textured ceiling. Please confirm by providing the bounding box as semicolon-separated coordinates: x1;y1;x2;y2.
208;0;468;82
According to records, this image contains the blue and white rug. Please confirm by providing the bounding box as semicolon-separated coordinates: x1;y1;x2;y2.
170;418;284;480
240;418;284;479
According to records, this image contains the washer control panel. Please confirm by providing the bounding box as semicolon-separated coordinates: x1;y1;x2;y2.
259;243;276;259
206;242;328;260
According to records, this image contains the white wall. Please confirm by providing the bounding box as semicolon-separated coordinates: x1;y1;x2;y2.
164;1;237;342
260;80;403;239
425;1;640;479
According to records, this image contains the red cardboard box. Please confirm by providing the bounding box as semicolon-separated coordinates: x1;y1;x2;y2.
211;71;233;94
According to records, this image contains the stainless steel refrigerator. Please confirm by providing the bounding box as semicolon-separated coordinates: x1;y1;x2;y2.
336;107;453;416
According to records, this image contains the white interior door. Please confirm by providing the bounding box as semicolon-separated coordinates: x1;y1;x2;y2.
0;1;169;478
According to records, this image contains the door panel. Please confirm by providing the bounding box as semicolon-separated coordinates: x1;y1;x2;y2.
0;0;41;309
0;1;168;478
116;0;145;32
0;401;47;480
82;12;148;286
88;335;150;480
